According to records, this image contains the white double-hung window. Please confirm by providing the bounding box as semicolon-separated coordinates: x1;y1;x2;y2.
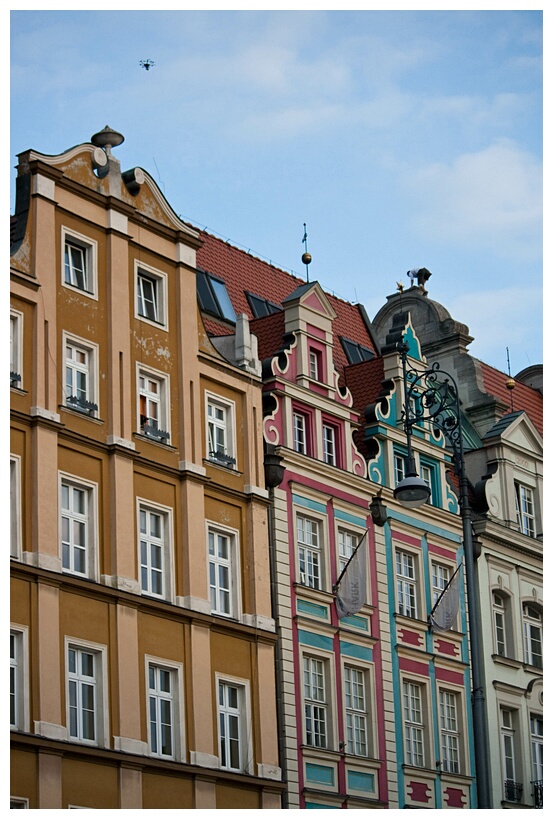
138;366;170;443
66;639;108;747
60;474;97;580
10;627;29;733
138;501;173;602
396;550;418;618
208;526;239;618
135;262;168;328
523;603;542;668
304;656;328;749
64;335;98;417
217;676;252;773
403;680;425;767
439;689;460;773
297;515;322;589
206;394;235;466
62;228;97;297
344;666;369;756
515;482;536;537
10;309;23;388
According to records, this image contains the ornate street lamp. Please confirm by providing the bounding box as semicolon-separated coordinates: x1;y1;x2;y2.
395;337;491;809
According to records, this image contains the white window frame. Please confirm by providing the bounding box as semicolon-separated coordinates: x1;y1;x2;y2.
145;655;185;762
403;680;426;768
396;548;418;619
135;260;168;329
309;349;321;381
303;655;329;749
394;452;406;487
10;308;23;389
420;463;434;505
65;638;109;747
61;227;98;299
59;472;99;581
293;411;307;454
137;500;174;603
137;364;171;444
522;602;542;668
297;513;323;590
11;455;22;559
344;665;370;757
63;332;99;418
338;527;360;576
322;423;336;466
216;674;253;774
207;522;241;619
10;625;30;733
10;798;29;809
500;707;520;800
205;392;236;467
515;482;536;537
439;689;461;774
530;713;543;783
431;561;451;607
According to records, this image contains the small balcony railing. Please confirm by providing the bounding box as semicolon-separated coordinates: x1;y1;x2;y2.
504;779;523;803
10;371;22;388
209;450;236;467
531;780;543;809
141;418;170;444
67;395;98;416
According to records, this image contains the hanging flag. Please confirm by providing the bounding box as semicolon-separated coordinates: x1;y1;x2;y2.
335;532;368;619
429;564;461;632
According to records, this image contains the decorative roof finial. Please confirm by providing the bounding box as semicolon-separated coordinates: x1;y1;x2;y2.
301;223;312;282
506;347;515;411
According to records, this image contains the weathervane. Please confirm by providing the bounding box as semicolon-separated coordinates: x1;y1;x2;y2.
140;59;155;71
301;223;312;282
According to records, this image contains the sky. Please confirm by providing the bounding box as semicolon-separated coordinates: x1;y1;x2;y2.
9;5;543;374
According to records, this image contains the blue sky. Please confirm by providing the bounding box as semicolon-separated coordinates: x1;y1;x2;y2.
10;7;543;373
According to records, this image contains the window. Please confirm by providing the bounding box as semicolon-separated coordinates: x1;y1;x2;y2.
217;678;251;772
297;515;322;589
338;529;359;576
67;643;107;745
523;603;542;668
10;310;22;388
139;505;172;600
323;424;337;466
60;476;97;579
64;336;98;416
393;452;406;487
10;456;21;559
197;270;236;322
340;337;374;365
515;482;536;537
10;628;29;732
431;562;450;607
9;799;29;809
304;656;328;748
62;228;97;297
492;591;515;658
138;367;170;443
420;464;435;505
439;690;460;773
293;412;307;454
344;666;369;756
245;292;281;318
208;526;239;618
135;262;167;328
309;349;322;381
148;663;174;757
206;394;235;466
403;681;425;767
530;714;543;784
501;708;521;802
396;550;418;618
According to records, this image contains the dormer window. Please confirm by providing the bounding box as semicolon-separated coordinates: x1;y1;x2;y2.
309;349;322;381
340;337;374;365
246;292;281;318
514;482;535;537
197;271;236;323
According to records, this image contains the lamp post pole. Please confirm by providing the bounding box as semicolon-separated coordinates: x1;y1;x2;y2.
394;341;491;808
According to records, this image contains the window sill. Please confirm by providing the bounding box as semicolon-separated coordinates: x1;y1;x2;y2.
61;405;103;423
134;432;175;450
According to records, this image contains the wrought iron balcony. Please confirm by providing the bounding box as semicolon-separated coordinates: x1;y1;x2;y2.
209;450;236;467
10;371;21;388
531;780;543;809
504;779;523;803
66;395;98;415
141;419;170;443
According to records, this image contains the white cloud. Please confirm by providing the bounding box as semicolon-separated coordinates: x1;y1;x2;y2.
404;140;542;261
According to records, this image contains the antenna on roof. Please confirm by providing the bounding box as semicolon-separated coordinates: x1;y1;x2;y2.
301;223;312;282
506;347;515;412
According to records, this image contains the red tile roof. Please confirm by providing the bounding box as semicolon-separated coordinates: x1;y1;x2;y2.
196;231;377;377
344;357;387;412
250;311;287;364
479;360;542;435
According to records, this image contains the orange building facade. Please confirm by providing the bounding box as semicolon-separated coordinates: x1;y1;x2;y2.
10;128;282;809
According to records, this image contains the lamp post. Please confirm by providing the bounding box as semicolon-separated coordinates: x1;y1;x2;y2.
394;339;491;809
